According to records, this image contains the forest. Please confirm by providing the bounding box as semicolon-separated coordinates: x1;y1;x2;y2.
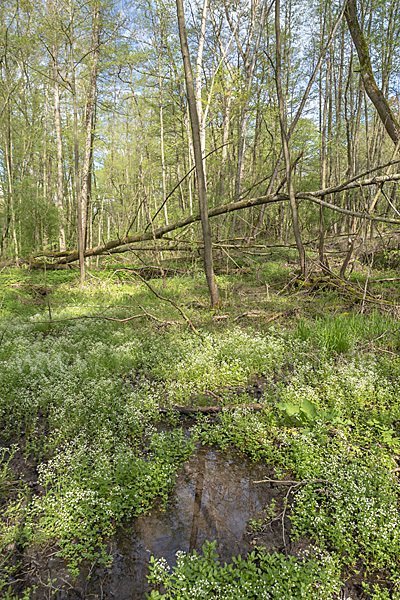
1;0;400;283
1;0;400;598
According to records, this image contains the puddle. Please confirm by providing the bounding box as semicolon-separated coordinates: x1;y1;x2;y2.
23;446;386;600
27;446;287;599
88;447;287;600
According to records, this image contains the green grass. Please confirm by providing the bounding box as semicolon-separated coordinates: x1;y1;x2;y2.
294;311;400;354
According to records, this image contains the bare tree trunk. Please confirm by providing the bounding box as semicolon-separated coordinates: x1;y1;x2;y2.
252;1;346;238
3;109;18;261
43;85;48;208
219;87;232;200
345;0;400;144
68;0;85;283
195;0;209;180
158;55;169;225
234;0;268;201
319;55;331;266
176;0;219;306
80;4;100;269
52;45;66;252
275;0;306;276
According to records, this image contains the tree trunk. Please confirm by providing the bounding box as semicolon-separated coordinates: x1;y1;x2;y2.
319;54;331;267
80;4;100;263
345;0;400;144
158;55;169;225
68;0;85;283
175;0;219;307
195;0;209;180
52;45;66;252
219;88;232;200
3;109;18;261
234;0;268;201
275;0;306;276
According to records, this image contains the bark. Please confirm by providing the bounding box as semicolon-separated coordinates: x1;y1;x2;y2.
3;108;18;261
252;2;346;237
68;0;85;283
23;165;400;269
345;0;400;144
159;404;265;415
219;88;232;199
158;55;168;225
319;54;331;267
195;0;209;177
43;85;48;207
275;0;306;275
52;45;66;252
234;0;269;201
80;5;100;257
69;1;100;284
175;0;219;307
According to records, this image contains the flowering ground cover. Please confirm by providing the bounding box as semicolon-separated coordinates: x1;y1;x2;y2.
0;263;399;599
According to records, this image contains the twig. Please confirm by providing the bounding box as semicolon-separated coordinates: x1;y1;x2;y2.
160;403;265;414
17;314;146;325
376;347;399;356
360;254;374;313
219;245;241;269
253;478;330;485
373;326;400;342
375;277;400;282
0;309;158;330
234;311;282;322
281;485;292;553
127;269;200;334
44;257;52;324
254;477;332;553
278;273;301;295
133;298;179;326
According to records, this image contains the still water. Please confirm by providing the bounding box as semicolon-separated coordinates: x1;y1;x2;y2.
84;447;284;599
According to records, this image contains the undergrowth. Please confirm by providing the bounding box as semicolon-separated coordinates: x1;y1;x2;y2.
0;264;399;599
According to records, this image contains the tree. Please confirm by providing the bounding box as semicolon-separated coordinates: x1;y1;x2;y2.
175;0;219;307
345;0;400;144
275;0;306;275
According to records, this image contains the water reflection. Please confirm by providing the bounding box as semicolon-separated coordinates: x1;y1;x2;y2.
87;447;284;600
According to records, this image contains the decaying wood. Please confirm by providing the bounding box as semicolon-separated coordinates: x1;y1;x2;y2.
234;311;283;322
160;403;265;414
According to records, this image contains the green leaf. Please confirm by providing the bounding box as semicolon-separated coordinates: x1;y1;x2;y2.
277;401;300;416
300;399;318;421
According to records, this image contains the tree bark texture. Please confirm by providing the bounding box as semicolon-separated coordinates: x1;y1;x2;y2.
275;0;306;275
345;0;400;144
175;0;220;307
52;46;66;252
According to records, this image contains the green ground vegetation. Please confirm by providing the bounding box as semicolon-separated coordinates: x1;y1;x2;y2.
0;251;400;599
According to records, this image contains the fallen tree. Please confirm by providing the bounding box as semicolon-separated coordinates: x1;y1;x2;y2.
4;163;400;270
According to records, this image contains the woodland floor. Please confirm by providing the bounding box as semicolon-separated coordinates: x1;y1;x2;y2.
1;240;400;599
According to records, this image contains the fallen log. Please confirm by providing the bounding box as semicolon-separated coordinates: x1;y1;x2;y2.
4;162;400;270
52;170;400;265
160;403;265;415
